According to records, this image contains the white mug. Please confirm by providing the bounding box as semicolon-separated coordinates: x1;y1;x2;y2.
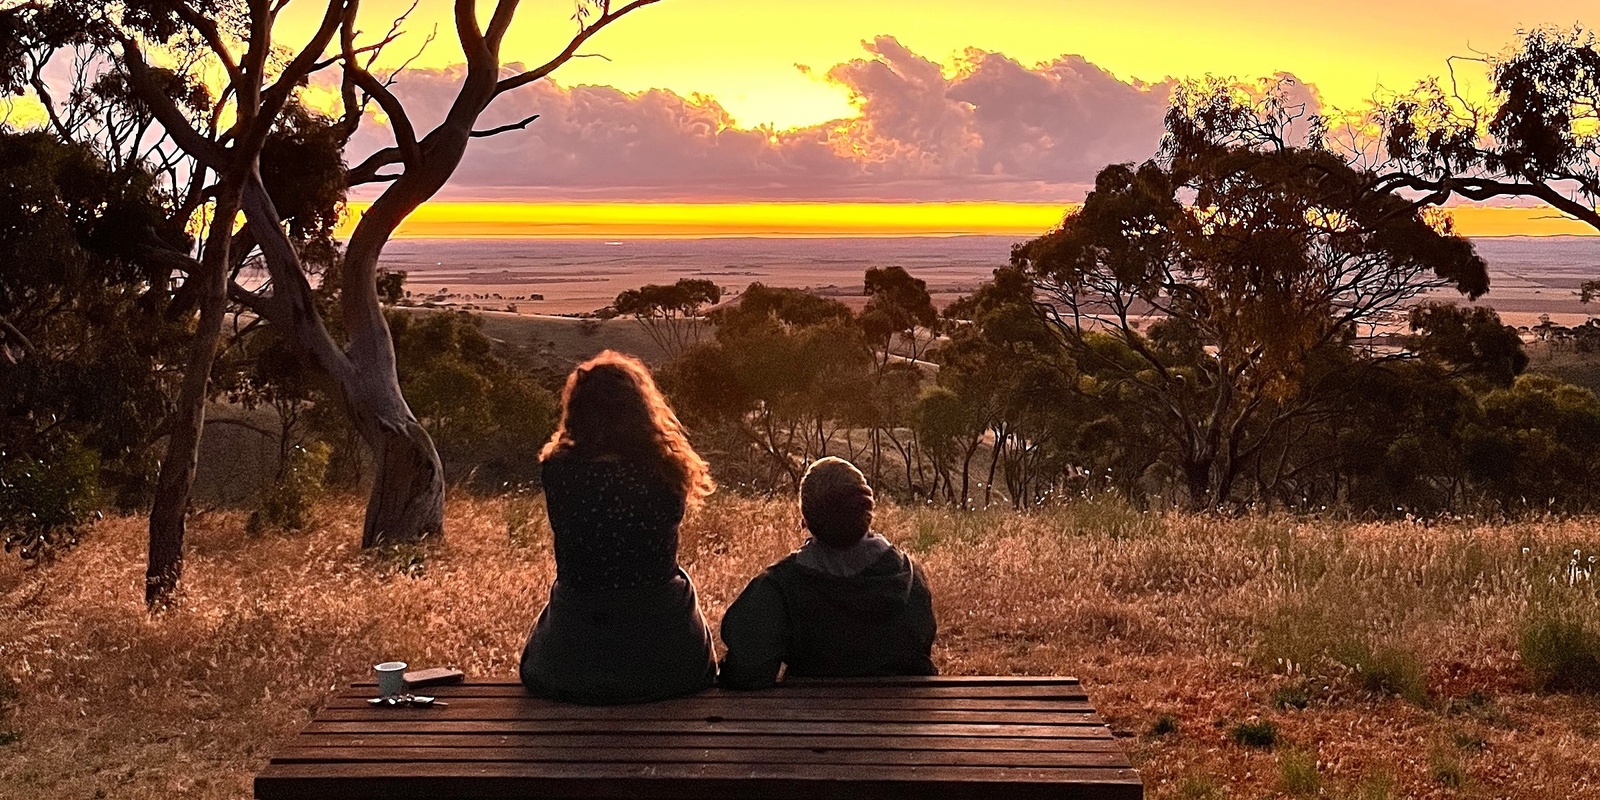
375;661;408;697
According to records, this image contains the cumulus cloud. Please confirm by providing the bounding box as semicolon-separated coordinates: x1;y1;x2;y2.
345;36;1181;202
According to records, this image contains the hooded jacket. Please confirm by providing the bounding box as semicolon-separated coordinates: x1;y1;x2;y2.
719;537;937;689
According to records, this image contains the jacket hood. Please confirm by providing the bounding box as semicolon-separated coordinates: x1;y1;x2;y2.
778;547;918;614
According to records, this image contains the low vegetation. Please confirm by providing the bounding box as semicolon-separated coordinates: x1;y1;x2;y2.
1;496;1597;798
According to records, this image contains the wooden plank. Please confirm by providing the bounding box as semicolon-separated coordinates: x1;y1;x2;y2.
255;760;1144;800
270;745;1132;769
783;676;1083;687
336;684;1090;701
325;697;1092;713
349;677;1083;689
314;706;1104;726
302;719;1116;739
284;732;1127;753
261;677;1143;799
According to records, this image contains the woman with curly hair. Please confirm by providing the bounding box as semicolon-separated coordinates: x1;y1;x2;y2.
518;350;718;704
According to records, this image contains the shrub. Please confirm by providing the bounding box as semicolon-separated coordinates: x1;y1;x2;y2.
1337;641;1430;705
1519;616;1600;693
1148;713;1180;737
1271;680;1312;710
0;434;100;561
1278;748;1321;796
1231;718;1279;749
505;493;547;548
252;442;331;533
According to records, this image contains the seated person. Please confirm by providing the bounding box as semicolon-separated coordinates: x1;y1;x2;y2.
719;457;936;689
519;351;718;705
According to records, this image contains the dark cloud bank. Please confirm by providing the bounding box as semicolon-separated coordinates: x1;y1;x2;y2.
349;36;1179;202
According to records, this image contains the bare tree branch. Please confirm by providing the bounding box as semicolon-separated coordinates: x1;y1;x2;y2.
117;38;227;168
493;0;662;96
471;113;539;138
347;65;422;165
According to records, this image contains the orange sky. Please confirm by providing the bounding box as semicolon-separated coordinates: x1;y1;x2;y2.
290;1;1594;130
0;3;1573;237
344;202;1600;239
278;2;1598;237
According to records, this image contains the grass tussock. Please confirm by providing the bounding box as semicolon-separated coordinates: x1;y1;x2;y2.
2;497;1599;798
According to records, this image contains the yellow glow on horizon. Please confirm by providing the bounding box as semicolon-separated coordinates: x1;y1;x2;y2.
339;201;1598;239
339;201;1071;238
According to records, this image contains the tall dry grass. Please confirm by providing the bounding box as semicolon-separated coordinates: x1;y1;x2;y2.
1;496;1598;798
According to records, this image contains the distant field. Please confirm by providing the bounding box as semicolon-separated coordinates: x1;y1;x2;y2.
369;236;1600;324
1;498;1596;798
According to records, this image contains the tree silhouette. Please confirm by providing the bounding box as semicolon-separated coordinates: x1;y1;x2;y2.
4;0;664;603
861;266;939;366
1016;86;1489;509
1369;28;1600;244
613;278;722;359
1404;303;1528;389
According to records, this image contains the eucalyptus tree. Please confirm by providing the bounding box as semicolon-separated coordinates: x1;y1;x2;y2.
1014;82;1491;508
4;0;664;605
1369;27;1600;232
233;0;663;550
613;278;722;360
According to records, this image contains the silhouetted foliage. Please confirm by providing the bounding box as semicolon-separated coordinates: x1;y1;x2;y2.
666;284;872;490
0;131;188;558
1373;27;1600;236
613;278;722;358
1013;109;1488;507
1406;303;1529;389
388;311;560;491
861;266;939;364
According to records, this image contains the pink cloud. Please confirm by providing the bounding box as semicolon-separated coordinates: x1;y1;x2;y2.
345;37;1184;202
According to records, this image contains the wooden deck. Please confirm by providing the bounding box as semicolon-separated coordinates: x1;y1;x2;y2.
254;676;1143;799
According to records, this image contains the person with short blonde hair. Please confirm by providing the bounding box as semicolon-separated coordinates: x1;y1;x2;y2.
719;456;936;689
519;350;718;704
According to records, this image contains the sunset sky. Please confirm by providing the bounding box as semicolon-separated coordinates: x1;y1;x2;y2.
184;2;1600;235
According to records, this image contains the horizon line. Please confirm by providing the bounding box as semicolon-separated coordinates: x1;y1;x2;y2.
340;201;1600;240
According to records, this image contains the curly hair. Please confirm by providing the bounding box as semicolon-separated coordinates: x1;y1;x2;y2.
540;350;715;507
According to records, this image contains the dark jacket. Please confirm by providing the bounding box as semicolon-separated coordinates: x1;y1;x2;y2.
719;540;937;689
520;567;717;705
519;454;716;705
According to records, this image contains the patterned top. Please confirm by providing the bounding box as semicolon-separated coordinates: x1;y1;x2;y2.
541;453;685;591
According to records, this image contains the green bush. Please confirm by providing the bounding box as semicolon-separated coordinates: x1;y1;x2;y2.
1271;680;1313;710
1230;718;1278;749
1147;713;1180;737
1337;641;1430;705
505;493;547;548
252;441;331;533
1278;748;1321;796
0;435;99;561
1519;616;1600;693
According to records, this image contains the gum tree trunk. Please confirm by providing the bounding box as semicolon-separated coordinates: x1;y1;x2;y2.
146;192;239;606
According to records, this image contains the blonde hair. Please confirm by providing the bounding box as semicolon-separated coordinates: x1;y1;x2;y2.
541;350;715;507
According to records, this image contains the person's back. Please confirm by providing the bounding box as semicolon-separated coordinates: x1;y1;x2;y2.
720;457;936;689
518;351;718;704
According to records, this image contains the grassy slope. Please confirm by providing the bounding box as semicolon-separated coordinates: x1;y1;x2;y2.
1;498;1598;799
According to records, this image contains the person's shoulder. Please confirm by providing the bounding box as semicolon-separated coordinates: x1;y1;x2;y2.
753;550;809;584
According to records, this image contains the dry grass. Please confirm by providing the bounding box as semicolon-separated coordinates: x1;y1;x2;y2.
2;496;1599;799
